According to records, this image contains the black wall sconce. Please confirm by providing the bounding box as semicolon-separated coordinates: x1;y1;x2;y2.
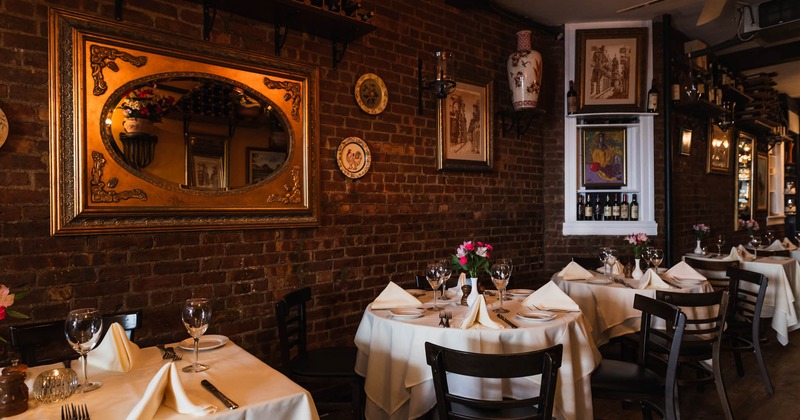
715;101;735;132
418;51;456;114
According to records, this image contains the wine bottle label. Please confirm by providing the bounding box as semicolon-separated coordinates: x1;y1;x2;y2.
671;84;680;101
620;205;629;219
567;97;577;114
631;206;639;220
648;93;657;111
584;206;593;218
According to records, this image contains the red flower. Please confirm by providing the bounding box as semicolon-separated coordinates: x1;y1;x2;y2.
0;306;6;321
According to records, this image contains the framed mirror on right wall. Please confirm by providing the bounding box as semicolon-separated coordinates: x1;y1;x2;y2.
736;131;756;227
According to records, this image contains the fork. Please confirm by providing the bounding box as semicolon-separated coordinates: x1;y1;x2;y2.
61;403;90;420
438;311;447;327
156;343;183;361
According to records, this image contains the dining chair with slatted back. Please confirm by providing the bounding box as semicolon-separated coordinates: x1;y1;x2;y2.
724;267;773;395
591;294;687;420
9;321;75;367
102;310;143;341
655;289;732;420
683;256;739;291
415;274;433;291
570;257;601;271
425;342;563;420
275;287;362;419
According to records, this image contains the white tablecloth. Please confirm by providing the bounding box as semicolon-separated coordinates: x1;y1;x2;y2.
687;253;800;345
354;291;601;420
20;341;319;419
552;272;713;346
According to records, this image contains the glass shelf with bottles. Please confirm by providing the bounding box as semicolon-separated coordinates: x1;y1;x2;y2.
575;191;641;222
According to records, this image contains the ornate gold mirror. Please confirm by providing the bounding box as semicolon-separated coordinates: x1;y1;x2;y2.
49;9;319;235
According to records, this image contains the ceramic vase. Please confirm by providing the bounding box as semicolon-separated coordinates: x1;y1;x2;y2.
506;30;542;110
123;117;156;134
632;259;643;280
467;277;480;306
694;240;703;254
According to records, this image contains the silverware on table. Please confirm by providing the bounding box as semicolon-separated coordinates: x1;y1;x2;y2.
614;278;634;289
61;403;90;420
201;379;239;410
496;313;518;329
156;343;183;361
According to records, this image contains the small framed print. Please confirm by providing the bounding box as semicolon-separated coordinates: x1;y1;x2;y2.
756;152;768;211
581;127;627;188
246;147;287;184
191;155;224;189
680;128;692;156
575;28;648;113
437;79;493;171
706;123;732;174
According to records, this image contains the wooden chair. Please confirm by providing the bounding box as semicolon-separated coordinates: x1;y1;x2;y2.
724;267;773;395
655;290;733;420
683;256;739;291
591;294;687;420
425;342;563;420
9;310;143;367
275;287;362;419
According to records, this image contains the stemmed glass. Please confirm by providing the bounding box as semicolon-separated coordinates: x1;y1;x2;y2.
490;263;511;314
765;230;776;245
648;248;664;271
497;258;514;300
605;249;618;278
795;231;800;246
64;308;103;393
425;262;444;311
750;236;763;259
642;246;654;270
181;298;212;373
598;248;612;279
716;234;726;256
437;259;453;301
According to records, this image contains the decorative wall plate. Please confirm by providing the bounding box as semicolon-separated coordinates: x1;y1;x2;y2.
337;137;371;179
354;73;388;115
0;107;8;149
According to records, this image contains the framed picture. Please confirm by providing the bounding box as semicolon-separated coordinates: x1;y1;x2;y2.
437;80;493;171
192;155;225;189
575;28;648;113
581;127;627;188
756;152;768;211
680;128;692;156
246;147;287;184
706;123;733;174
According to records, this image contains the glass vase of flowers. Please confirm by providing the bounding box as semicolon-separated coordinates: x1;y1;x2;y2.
450;240;493;284
623;233;649;279
692;224;710;254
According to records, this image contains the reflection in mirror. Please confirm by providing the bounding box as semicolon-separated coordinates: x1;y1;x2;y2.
736;132;755;226
104;76;289;191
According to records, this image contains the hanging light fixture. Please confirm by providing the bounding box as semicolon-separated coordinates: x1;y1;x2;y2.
716;101;735;131
418;51;457;114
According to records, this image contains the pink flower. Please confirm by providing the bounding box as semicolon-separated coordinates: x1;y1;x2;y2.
0;307;5;321
459;256;468;265
0;285;15;308
465;242;475;251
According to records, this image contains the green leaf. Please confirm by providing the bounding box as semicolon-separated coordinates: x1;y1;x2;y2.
13;290;30;300
7;310;29;319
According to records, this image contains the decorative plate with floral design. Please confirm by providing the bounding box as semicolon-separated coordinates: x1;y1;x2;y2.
354;73;388;115
337;137;371;179
0;107;8;149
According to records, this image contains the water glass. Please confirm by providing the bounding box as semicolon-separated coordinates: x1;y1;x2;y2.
490;263;511;314
425;262;444;311
181;298;212;373
716;234;726;256
64;308;103;393
496;258;514;300
648;248;664;270
437;259;453;300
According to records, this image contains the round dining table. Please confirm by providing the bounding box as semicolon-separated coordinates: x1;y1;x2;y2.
353;289;601;420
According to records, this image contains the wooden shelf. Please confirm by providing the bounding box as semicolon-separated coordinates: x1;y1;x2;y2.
673;99;724;118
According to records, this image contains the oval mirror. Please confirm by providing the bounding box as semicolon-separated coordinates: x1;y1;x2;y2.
102;75;289;191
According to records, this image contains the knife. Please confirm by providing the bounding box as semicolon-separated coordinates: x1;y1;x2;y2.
201;380;239;410
496;313;518;329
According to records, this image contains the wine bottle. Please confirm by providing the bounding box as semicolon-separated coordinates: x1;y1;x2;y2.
593;194;602;221
647;79;658;112
584;194;594;220
612;193;620;220
343;0;361;16
577;194;584;221
603;194;612;221
567;80;577;115
620;194;629;221
630;194;639;221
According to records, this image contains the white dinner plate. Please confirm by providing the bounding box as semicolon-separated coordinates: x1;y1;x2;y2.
515;310;556;322
405;289;427;297
507;289;534;296
587;278;612;285
179;335;229;351
390;308;425;319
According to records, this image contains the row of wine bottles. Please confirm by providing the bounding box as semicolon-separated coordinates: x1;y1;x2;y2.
577;193;639;221
305;0;374;21
566;80;658;115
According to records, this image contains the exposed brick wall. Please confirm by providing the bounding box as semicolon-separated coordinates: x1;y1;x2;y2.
0;0;554;364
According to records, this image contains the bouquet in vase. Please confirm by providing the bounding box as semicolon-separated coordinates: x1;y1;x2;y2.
738;219;760;236
451;240;492;279
692;224;710;240
624;233;650;259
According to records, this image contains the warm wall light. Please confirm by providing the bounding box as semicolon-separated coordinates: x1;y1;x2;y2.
417;51;457;114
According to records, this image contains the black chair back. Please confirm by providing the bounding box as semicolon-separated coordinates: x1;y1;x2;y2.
275;287;311;372
684;256;739;290
425;341;563;420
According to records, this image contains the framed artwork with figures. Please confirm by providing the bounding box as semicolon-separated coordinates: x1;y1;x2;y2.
437;80;493;171
575;28;648;113
581;127;627;188
706;123;732;174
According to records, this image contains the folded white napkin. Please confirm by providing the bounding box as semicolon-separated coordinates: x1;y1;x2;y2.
736;245;755;261
638;268;674;289
666;261;706;281
782;238;798;250
765;240;785;251
88;322;140;373
596;260;624;275
455;272;467;296
125;362;217;420
726;247;739;260
557;261;593;280
522;281;580;312
372;281;423;310
459;295;503;329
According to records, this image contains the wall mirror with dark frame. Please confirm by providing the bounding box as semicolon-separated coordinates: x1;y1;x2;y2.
736;131;755;226
49;9;319;235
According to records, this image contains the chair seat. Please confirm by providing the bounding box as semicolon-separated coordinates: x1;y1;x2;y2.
290;346;358;378
591;359;664;396
449;401;540;420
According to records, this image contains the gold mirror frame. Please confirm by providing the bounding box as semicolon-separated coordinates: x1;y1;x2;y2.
49;9;319;235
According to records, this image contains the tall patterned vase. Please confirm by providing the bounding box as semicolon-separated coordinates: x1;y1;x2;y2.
506;30;542;110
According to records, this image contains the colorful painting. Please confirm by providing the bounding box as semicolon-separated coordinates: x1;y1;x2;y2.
582;127;627;188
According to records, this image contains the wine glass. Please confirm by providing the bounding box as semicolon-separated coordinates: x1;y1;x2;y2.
750;235;763;259
598;247;611;278
64;308;103;393
604;249;618;278
642;246;654;270
497;258;514;300
437;259;452;301
765;230;776;245
425;262;444;311
649;248;664;271
716;234;726;256
181;298;212;373
490;263;511;313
